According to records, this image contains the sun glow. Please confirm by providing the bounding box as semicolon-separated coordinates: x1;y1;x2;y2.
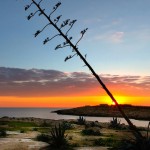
0;95;150;107
101;96;127;105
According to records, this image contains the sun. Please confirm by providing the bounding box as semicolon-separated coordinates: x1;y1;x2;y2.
101;96;127;105
111;101;116;105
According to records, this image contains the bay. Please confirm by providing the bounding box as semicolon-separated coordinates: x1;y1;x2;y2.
0;108;149;127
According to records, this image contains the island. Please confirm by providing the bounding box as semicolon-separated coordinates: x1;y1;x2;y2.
54;104;150;121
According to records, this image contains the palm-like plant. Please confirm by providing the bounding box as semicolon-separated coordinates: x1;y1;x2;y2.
77;116;86;125
109;117;122;129
50;123;69;149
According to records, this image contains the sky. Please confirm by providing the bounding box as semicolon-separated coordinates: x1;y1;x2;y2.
0;0;150;107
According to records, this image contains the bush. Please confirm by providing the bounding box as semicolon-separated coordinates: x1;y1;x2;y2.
36;134;50;143
82;127;101;136
32;127;38;131
110;138;150;150
77;116;86;125
0;129;7;137
85;121;102;128
20;129;25;133
109;117;122;129
41;121;51;127
62;121;73;130
94;137;117;147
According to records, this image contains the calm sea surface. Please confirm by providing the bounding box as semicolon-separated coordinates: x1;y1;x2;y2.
0;108;149;127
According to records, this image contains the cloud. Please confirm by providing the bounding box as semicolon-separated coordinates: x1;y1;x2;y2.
109;32;124;43
0;67;149;97
91;31;124;44
0;67;97;97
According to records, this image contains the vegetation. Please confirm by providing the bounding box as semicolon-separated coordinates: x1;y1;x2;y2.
94;137;117;147
77;116;86;125
81;128;101;136
22;0;150;149
110;138;150;150
40;120;51;127
55;105;150;121
24;1;142;139
36;133;50;143
0;129;7;137
20;129;25;133
49;123;70;149
110;122;150;150
61;121;73;130
109;117;122;129
32;127;38;131
0;121;38;127
1;117;150;149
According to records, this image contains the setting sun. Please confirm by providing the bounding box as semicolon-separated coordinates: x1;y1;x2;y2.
101;96;127;105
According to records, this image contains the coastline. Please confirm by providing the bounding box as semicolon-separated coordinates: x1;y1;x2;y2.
54;104;150;121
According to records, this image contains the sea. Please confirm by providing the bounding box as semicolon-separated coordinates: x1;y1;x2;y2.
0;108;149;127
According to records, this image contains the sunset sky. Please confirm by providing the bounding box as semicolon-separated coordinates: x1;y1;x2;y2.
0;0;150;107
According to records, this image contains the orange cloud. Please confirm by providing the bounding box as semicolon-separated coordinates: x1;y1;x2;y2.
0;67;150;107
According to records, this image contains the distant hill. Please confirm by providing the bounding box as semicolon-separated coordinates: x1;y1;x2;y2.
54;104;150;121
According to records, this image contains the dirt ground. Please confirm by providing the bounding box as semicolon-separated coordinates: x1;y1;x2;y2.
0;131;48;150
0;130;110;150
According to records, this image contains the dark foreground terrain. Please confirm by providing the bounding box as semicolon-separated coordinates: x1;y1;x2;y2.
54;104;150;121
0;117;128;150
0;116;148;150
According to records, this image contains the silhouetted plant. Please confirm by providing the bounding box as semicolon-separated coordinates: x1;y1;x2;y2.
110;122;150;150
36;133;50;143
0;129;7;137
109;117;122;129
49;123;69;149
77;116;86;125
20;129;25;133
24;0;144;142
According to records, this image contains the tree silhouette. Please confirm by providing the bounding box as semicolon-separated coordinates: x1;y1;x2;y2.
24;0;145;142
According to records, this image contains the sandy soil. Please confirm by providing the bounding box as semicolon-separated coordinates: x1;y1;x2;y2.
0;130;110;150
0;131;48;150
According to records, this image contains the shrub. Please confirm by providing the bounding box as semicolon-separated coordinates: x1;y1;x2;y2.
0;129;7;137
36;134;50;143
77;116;86;125
61;121;73;130
94;137;117;147
20;129;25;133
109;117;122;129
41;120;51;127
110;121;150;150
32;127;38;131
85;121;101;128
82;127;101;136
110;138;150;150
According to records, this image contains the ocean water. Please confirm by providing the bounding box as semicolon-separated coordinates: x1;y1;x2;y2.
0;108;149;127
